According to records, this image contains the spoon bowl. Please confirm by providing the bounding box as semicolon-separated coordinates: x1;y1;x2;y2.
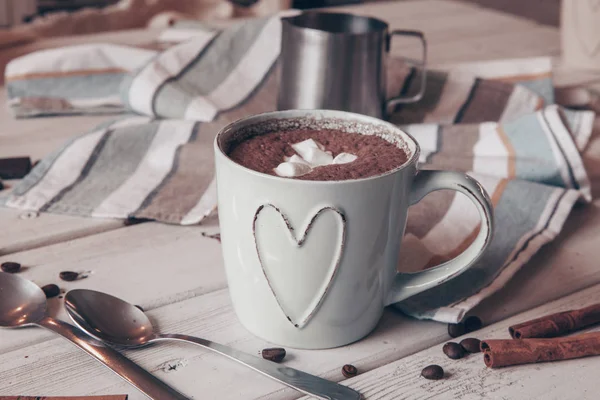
65;289;362;400
0;272;47;327
66;289;155;348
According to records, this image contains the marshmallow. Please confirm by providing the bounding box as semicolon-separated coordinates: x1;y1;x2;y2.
274;138;357;178
274;162;312;177
302;147;334;167
292;138;325;154
284;154;311;165
332;153;358;164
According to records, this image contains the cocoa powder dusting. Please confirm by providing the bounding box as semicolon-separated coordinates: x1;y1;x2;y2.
228;129;408;181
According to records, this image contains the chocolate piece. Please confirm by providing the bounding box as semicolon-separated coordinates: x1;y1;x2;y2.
464;316;483;333
1;261;21;273
261;347;286;362
0;157;32;179
460;338;481;353
509;303;600;339
443;342;466;359
59;271;80;281
421;365;444;380
482;332;600;368
341;364;358;378
41;284;60;298
448;322;466;338
228;129;408;181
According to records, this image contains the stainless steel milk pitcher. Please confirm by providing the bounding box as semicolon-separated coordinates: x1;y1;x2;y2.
278;12;427;119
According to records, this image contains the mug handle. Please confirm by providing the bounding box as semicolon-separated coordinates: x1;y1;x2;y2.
384;170;494;306
386;29;428;108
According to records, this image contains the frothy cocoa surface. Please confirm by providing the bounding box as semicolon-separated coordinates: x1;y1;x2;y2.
227;129;409;181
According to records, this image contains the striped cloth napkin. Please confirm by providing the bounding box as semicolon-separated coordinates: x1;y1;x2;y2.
1;15;594;323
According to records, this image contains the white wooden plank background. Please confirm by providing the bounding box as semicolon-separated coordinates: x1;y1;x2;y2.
0;0;599;399
297;283;600;400
1;202;600;399
0;210;123;256
2;220;600;400
0;217;222;353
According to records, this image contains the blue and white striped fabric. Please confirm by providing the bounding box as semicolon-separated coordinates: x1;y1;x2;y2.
1;15;595;323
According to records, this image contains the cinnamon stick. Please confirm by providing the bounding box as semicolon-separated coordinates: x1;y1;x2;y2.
0;396;127;400
508;303;600;339
481;331;600;368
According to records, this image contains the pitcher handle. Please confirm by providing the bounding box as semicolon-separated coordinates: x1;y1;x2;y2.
386;29;428;108
385;170;494;306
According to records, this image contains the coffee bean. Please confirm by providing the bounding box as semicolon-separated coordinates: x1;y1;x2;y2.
59;271;79;281
460;338;481;353
342;364;358;378
261;347;286;363
421;364;444;380
464;316;483;333
447;322;466;338
1;261;21;273
135;305;144;312
443;342;466;359
41;284;60;298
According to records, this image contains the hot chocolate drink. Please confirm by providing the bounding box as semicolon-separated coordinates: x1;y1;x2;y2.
227;129;409;181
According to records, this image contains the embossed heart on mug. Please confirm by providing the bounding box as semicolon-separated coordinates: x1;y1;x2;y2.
253;204;346;329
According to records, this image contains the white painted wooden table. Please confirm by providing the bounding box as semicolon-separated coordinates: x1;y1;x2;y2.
1;1;600;399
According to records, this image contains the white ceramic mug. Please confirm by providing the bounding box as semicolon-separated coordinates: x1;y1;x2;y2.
214;110;494;349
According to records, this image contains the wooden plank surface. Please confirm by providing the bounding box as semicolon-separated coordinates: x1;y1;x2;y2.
0;208;123;256
0;217;223;354
1;201;600;399
297;283;600;400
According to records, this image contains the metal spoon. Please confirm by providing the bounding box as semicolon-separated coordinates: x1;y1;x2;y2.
0;272;188;400
65;289;362;400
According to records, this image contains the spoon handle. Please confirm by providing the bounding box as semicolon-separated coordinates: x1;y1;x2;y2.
37;317;189;400
158;333;362;400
